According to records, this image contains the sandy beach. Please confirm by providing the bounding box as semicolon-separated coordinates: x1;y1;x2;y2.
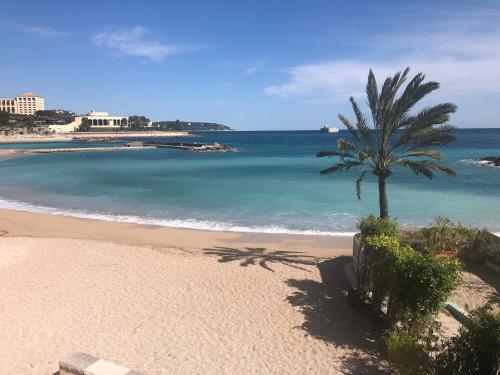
0;131;189;144
0;209;386;375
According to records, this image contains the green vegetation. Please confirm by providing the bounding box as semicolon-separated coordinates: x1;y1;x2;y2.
35;110;75;125
358;222;461;328
385;329;432;375
153;119;232;131
387;304;500;374
317;67;457;218
356;215;499;374
0;111;35;128
402;217;500;266
358;214;398;238
0;109;75;130
388;248;460;327
472;230;500;266
128;115;151;130
434;304;500;375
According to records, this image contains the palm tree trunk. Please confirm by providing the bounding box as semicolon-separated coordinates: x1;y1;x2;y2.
378;175;389;219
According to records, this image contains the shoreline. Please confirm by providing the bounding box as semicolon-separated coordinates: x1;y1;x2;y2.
0;131;189;144
0;208;353;254
0;195;358;237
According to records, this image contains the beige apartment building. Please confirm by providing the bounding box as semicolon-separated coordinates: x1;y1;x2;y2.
0;92;45;115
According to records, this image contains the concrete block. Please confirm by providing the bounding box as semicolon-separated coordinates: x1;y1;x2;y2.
59;352;145;375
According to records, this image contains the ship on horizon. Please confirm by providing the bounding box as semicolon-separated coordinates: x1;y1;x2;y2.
320;125;339;133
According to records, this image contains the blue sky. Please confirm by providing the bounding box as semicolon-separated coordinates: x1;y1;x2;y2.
1;0;499;130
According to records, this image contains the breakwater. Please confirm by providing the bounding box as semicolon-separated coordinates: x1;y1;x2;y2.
0;141;233;156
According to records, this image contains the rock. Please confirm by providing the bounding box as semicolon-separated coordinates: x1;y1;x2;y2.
475;156;500;167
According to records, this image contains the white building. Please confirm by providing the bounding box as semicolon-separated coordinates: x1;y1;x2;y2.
0;93;45;115
82;111;128;129
49;111;129;133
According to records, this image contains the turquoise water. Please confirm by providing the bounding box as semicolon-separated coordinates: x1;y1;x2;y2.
0;129;499;234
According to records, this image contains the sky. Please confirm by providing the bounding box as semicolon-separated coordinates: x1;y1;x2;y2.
0;0;499;130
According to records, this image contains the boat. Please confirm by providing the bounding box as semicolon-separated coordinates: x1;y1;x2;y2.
320;125;339;133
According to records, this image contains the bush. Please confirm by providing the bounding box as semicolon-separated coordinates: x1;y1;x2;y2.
388;250;461;327
359;232;461;329
361;234;406;311
420;216;477;255
358;215;399;238
434;304;500;375
385;329;431;375
472;230;500;266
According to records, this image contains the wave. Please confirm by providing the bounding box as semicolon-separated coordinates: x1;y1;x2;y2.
460;159;500;168
0;197;356;236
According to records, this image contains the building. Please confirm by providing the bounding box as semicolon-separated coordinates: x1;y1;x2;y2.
0;98;16;114
82;111;128;131
50;111;129;133
0;92;45;115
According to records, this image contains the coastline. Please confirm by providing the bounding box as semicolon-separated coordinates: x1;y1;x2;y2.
0;131;189;144
0;208;353;254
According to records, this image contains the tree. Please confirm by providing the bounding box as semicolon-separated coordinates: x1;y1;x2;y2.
128;115;150;130
317;67;457;218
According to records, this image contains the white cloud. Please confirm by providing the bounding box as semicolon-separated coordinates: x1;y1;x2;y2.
243;58;266;75
264;9;500;103
92;26;199;62
26;26;72;37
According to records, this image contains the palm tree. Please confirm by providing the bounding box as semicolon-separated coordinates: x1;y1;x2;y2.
317;67;457;219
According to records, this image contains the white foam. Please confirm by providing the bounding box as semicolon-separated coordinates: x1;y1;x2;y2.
460;159;500;168
0;197;355;236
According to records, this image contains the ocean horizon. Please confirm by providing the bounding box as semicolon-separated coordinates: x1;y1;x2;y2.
0;129;499;235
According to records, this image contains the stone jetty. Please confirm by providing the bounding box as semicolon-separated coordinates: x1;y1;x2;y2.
142;141;233;152
0;141;233;156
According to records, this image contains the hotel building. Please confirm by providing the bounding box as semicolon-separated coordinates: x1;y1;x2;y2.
0;93;45;115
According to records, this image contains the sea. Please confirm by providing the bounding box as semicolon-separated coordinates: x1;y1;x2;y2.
0;129;499;235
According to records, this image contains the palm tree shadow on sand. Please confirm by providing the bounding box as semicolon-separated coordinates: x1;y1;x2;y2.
286;256;387;374
203;246;317;272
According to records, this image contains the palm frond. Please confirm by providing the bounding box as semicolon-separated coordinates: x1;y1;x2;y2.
337;138;361;152
366;69;379;123
377;68;409;128
397;149;444;160
394;160;456;179
349;97;372;143
394;104;457;148
316;150;355;159
390;74;440;129
338;114;360;141
403;125;457;150
319;160;363;175
355;170;368;200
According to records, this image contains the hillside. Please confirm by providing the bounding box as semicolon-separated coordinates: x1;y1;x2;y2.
153;120;232;131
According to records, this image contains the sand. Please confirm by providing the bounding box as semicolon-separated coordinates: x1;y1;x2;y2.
0;131;189;144
0;209;386;375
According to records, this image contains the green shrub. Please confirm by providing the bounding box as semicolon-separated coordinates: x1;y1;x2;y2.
434;304;500;375
361;234;405;311
385;329;431;375
358;215;399;238
388;251;461;327
410;216;478;254
360;232;461;330
472;230;500;266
